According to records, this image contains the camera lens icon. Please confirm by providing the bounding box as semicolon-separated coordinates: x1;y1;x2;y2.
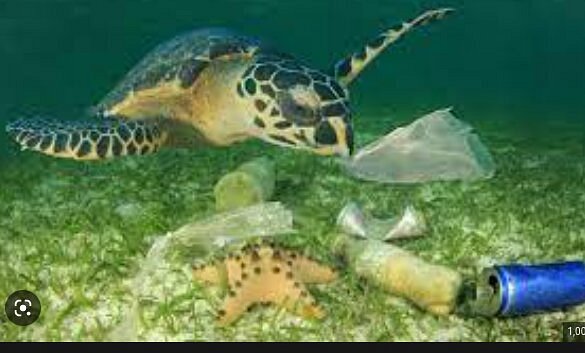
15;300;33;317
4;290;41;326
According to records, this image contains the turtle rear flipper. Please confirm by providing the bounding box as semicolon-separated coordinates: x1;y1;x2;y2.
6;117;168;160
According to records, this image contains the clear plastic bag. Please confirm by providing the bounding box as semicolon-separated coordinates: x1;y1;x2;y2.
108;202;294;340
344;108;496;183
170;201;293;251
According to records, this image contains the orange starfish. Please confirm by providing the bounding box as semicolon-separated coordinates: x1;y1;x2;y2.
193;243;337;326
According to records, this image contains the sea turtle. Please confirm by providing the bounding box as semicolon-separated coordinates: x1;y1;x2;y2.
6;8;453;160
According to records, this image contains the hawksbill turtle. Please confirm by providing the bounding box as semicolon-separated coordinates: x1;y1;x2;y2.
6;8;453;160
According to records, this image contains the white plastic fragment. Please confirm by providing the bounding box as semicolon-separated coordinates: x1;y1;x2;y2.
336;201;427;241
336;202;368;239
384;205;427;241
344;108;496;183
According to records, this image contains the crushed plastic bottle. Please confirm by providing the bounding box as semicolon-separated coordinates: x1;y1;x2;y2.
333;233;462;315
214;157;276;212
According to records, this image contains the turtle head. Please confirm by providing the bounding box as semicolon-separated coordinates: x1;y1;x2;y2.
238;55;354;157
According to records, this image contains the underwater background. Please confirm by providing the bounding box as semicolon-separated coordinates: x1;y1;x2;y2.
0;0;584;341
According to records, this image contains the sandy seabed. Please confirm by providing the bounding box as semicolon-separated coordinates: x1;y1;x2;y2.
0;112;583;341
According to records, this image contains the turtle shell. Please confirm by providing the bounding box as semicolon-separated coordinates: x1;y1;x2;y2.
94;28;273;115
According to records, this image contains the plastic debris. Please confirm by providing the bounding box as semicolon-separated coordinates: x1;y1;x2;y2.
333;233;462;315
336;202;368;238
343;108;496;183
170;201;293;252
214;157;276;212
108;201;294;340
336;201;427;241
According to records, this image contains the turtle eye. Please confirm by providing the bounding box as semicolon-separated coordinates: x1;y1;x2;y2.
286;102;312;118
280;96;314;120
314;120;337;145
277;90;319;126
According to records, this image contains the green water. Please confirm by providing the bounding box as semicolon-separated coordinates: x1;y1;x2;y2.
0;0;584;342
1;0;583;138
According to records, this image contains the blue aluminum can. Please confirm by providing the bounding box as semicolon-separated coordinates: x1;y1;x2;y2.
472;261;585;316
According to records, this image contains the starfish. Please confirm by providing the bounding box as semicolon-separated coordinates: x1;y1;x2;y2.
192;243;337;326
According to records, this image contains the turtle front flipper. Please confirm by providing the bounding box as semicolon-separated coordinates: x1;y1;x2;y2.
332;8;454;86
5;117;168;161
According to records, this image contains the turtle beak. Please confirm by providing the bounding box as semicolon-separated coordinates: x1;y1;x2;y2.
345;122;354;156
330;116;354;158
336;142;351;159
